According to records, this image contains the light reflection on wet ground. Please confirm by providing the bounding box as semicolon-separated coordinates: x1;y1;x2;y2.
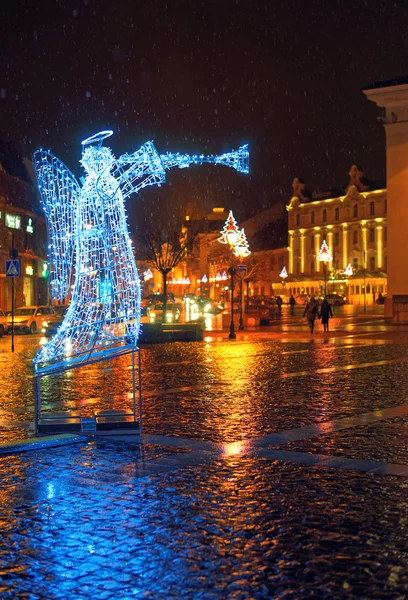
3;313;408;596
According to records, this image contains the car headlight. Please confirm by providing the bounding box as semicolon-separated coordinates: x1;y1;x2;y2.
42;320;48;328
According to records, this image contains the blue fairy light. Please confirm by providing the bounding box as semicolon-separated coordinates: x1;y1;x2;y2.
33;132;249;373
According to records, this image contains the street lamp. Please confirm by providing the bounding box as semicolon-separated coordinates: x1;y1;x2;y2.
234;229;251;330
218;211;240;339
317;239;333;296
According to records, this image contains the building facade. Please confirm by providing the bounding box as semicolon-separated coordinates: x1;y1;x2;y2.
0;169;49;310
286;168;387;304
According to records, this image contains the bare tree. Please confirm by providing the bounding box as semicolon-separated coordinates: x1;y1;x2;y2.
135;198;199;322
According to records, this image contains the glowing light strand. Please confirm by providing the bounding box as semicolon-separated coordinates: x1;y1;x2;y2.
33;132;249;373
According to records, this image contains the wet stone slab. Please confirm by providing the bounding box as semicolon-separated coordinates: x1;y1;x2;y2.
1;448;408;598
279;415;408;466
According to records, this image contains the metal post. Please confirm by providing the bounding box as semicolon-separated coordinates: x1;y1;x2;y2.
132;349;136;423
137;347;143;433
324;263;327;296
238;276;244;330
228;265;236;339
11;231;15;353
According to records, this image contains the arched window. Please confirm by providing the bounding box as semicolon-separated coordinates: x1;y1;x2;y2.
335;207;339;220
369;201;375;216
322;209;327;222
353;204;358;217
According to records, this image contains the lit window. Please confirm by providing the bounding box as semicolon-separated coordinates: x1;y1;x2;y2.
5;213;21;230
26;218;34;234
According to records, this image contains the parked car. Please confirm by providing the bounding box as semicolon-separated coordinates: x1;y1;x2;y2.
0;309;8;336
324;293;347;306
195;297;223;316
43;305;70;337
149;301;180;324
7;306;59;334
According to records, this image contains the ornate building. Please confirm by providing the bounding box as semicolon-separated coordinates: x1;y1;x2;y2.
0;165;49;310
286;166;387;303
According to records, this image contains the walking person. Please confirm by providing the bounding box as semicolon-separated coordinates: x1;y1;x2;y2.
303;296;320;333
276;295;283;315
289;294;296;316
320;297;333;333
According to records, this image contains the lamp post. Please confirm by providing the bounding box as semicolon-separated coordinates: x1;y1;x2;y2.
218;212;253;339
234;229;251;330
317;239;333;297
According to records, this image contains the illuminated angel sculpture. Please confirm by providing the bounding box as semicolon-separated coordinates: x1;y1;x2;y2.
33;130;249;374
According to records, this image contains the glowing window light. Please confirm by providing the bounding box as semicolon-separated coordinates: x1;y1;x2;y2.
25;265;34;276
5;213;21;230
26;218;34;234
32;131;249;373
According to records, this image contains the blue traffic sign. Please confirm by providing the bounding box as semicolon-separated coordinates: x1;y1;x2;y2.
6;259;20;277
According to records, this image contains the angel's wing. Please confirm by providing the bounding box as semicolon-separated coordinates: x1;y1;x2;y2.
33;150;81;300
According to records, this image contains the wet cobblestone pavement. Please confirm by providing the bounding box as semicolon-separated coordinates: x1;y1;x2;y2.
3;312;408;597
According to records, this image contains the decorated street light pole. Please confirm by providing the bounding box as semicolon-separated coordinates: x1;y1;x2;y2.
218;211;240;339
317;239;333;297
234;229;251;330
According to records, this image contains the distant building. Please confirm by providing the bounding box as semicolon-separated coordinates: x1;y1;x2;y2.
286;167;387;303
0;165;49;310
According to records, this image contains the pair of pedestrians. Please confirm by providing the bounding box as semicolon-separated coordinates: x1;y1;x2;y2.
303;297;332;333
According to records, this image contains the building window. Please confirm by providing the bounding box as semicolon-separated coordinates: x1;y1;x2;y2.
296;213;300;226
311;211;315;224
311;235;315;249
322;209;327;222
370;257;375;270
334;232;339;246
369;201;375;216
5;213;21;230
369;228;375;243
353;204;358;218
335;207;339;220
356;285;360;294
353;230;358;245
367;283;371;294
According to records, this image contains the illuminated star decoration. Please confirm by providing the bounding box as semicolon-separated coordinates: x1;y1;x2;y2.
33;131;249;373
317;239;333;263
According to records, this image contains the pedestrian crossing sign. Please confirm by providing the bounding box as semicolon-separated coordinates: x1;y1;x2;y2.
6;259;20;277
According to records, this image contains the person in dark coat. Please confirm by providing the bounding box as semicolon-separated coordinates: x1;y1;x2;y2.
289;294;296;315
320;298;333;333
303;297;320;333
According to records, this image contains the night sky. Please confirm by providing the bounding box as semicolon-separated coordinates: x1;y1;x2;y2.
2;0;408;220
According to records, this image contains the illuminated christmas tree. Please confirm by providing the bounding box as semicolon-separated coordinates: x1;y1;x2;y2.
234;228;251;258
218;210;240;245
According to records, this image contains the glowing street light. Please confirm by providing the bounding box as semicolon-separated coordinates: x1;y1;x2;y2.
317;240;333;296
